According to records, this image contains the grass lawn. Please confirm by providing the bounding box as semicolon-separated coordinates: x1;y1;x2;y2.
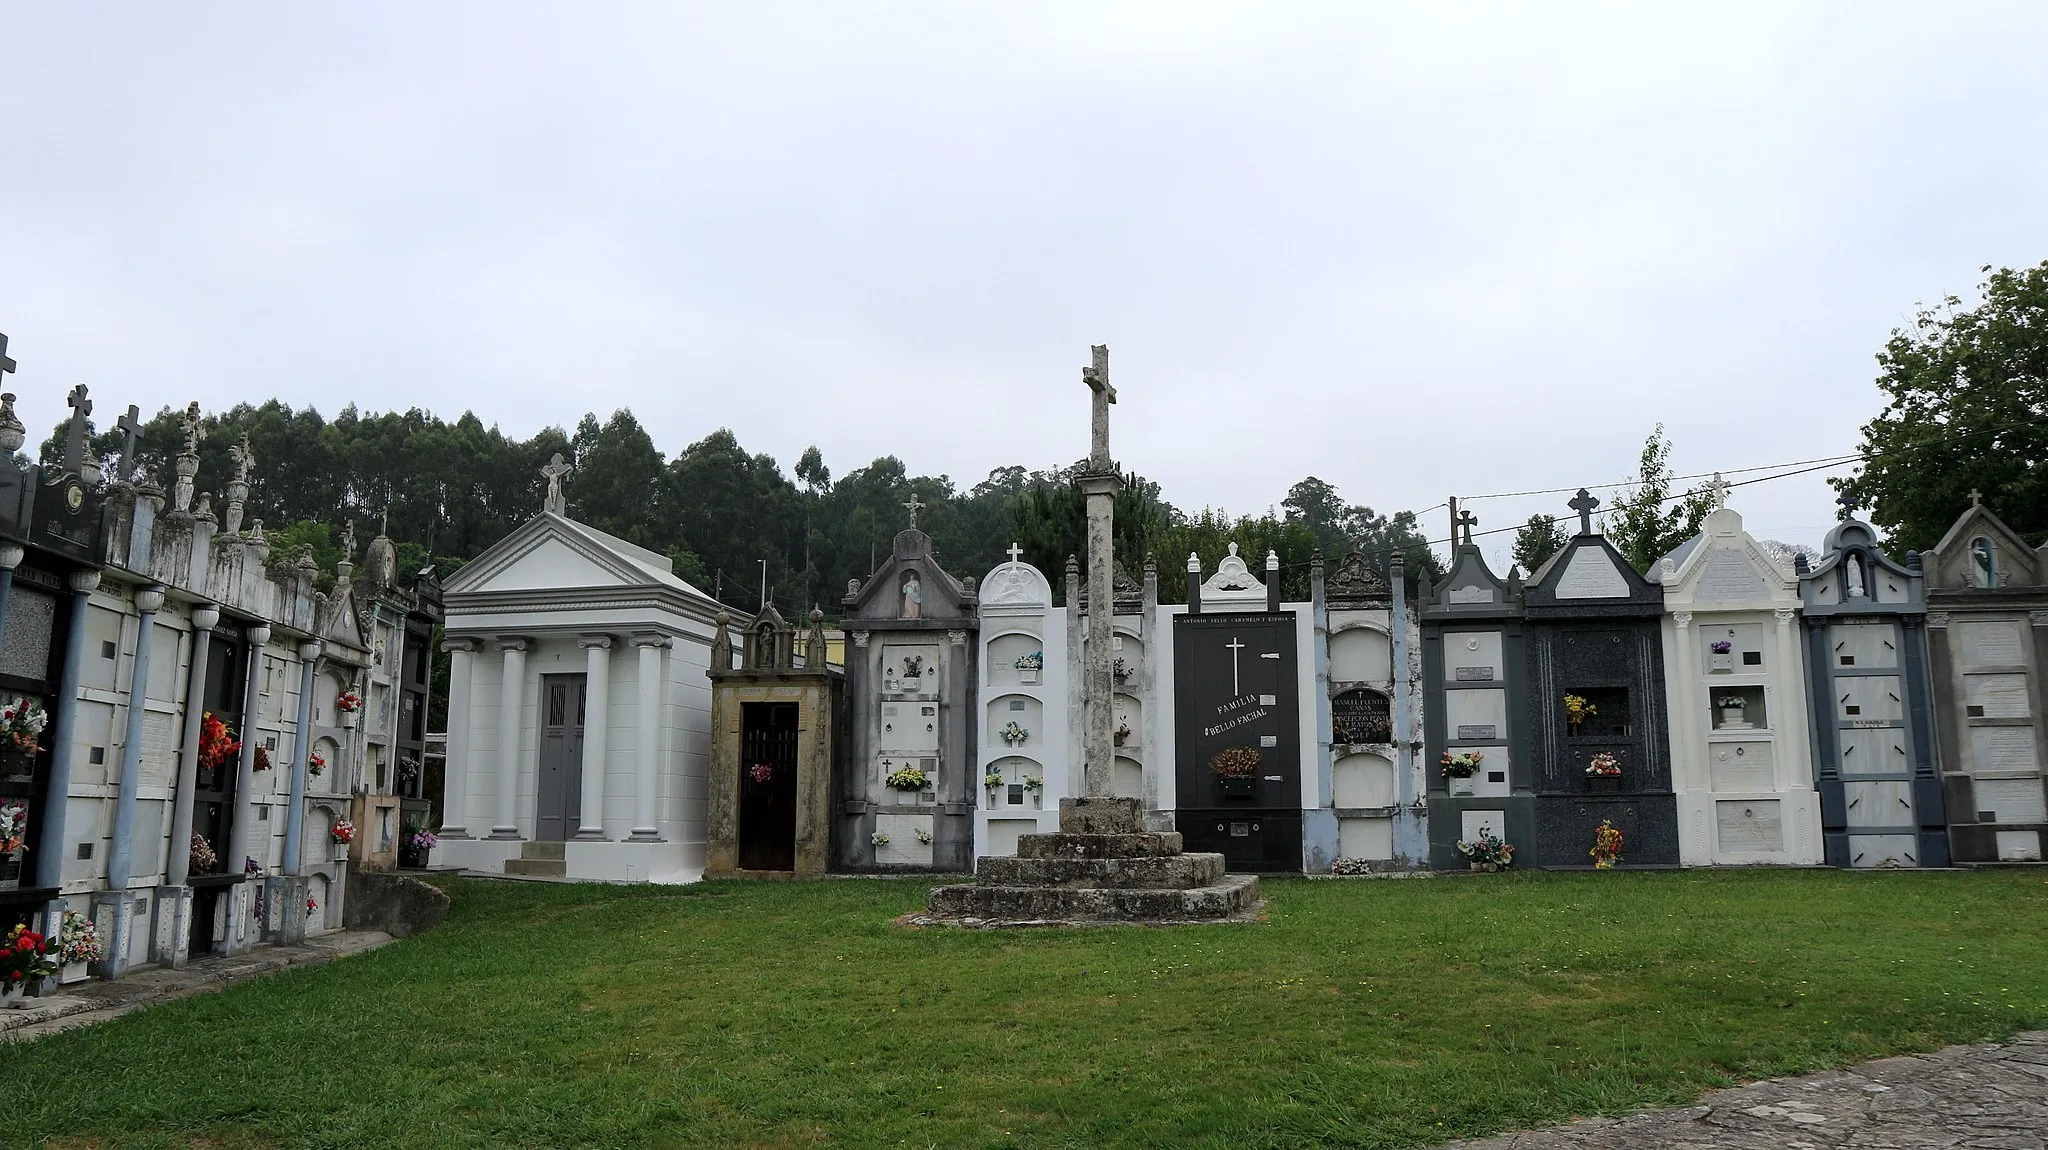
9;869;2048;1149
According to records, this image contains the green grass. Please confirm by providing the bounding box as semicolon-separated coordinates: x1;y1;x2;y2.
8;869;2048;1149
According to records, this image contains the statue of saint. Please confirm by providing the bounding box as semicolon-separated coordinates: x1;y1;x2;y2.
901;574;922;619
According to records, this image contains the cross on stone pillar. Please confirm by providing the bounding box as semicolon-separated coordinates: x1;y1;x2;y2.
1568;488;1600;536
902;495;925;529
63;383;92;475
1073;343;1125;807
1456;508;1478;546
1083;344;1115;470
115;405;142;484
1006;541;1023;564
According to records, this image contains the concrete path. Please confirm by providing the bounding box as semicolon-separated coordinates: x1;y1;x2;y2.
0;930;394;1043
1442;1030;2048;1149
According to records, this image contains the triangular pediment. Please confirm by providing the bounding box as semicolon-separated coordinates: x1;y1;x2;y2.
447;512;702;598
1929;502;2042;589
1664;510;1793;605
480;536;638;592
1553;545;1629;599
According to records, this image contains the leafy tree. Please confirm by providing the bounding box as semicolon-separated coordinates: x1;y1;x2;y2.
1280;476;1442;587
1602;424;1714;573
1837;261;2048;552
1512;514;1568;573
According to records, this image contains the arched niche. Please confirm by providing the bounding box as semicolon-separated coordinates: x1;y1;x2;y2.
1113;755;1144;800
986;694;1044;753
314;670;347;726
1112;697;1143;751
303;804;337;868
987;631;1046;689
1329;625;1391;684
1112;630;1144;690
307;873;332;931
1333;751;1396;808
313;735;341;794
1331;687;1392;746
987;754;1042;810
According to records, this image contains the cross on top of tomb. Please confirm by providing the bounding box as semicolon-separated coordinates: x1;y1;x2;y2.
902;494;925;529
1836;489;1861;518
228;431;256;486
63;382;93;475
1456;508;1478;546
1568;488;1600;536
1082;343;1114;470
1006;541;1024;564
0;333;15;380
540;452;573;515
1968;488;1982;507
1708;472;1730;510
115;405;142;483
340;519;357;560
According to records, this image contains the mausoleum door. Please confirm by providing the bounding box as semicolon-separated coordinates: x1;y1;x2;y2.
188;632;246;957
0;577;63;925
738;702;800;871
535;674;586;843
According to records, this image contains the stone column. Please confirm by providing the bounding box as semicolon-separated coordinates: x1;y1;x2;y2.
1389;553;1427;864
163;601;220;890
493;637;529;838
1075;471;1123;800
99;583;164;976
283;640;323;876
575;635;612;838
438;638;479;837
1773;608;1807;790
223;624;270;878
630;634;669;839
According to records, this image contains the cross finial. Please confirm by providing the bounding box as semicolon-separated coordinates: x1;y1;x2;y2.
0;333;15;380
62;383;93;475
114;405;142;483
1567;488;1600;536
1967;488;1982;507
1837;489;1860;519
1083;343;1114;469
1708;472;1730;510
902;494;925;529
1006;541;1023;564
178;401;205;458
540;452;573;515
1456;508;1479;546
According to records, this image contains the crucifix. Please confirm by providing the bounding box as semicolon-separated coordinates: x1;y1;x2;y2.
115;405;142;483
1568;488;1600;536
0;332;15;381
63;383;92;475
1006;541;1023;564
1456;508;1478;546
902;494;925;529
1708;472;1730;510
1225;636;1246;695
1083;344;1114;470
540;452;573;514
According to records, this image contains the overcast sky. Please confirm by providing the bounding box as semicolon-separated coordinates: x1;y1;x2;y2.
5;3;2045;569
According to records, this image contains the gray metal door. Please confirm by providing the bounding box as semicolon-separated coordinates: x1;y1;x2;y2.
535;674;586;842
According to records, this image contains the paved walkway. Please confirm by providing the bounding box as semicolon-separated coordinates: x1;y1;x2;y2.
0;930;393;1043
1442;1030;2048;1149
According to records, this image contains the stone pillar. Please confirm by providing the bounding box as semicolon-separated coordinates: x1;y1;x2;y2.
1773;607;1807;789
163;602;219;890
223;624;271;877
1075;471;1123;800
575;635;612;838
1389;553;1427;865
1669;611;1704;864
492;637;529;838
438;638;478;837
284;640;323;876
98;583;164;977
1185;551;1203;615
630;634;669;839
0;543;22;647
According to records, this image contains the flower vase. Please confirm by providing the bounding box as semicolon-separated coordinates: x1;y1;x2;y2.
1720;706;1746;728
60;960;88;985
1469;861;1498;873
1449;775;1477;797
1019;668;1039;686
333;842;351;862
1031;792;1043;810
1567;720;1582;737
339;710;358;730
1709;654;1733;673
2;983;25;1009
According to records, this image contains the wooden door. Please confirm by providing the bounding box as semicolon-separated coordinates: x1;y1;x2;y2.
738;702;799;871
535;675;586;842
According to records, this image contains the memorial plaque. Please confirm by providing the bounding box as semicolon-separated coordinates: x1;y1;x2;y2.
1454;666;1494;681
1456;724;1497;740
1447;585;1496;605
1971;728;2040;775
1330;688;1391;744
1957;620;2023;668
1716;799;1783;853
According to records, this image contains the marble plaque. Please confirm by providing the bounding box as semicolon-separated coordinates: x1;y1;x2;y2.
1709;742;1773;791
1976;778;2047;824
1716;799;1782;853
1459;808;1506;843
1456;724;1497;740
1554;547;1630;599
1843;779;1915;829
1847;833;1918;868
1454;666;1494;681
1995;830;2042;861
1963;673;2031;720
1957;620;2023;668
1697;550;1770;602
1970;728;2040;775
1447;585;1497;605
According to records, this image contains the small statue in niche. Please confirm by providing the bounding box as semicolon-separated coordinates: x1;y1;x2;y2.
901;573;922;619
1845;553;1865;598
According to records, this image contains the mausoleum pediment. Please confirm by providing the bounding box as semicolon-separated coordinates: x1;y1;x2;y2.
447;513;713;599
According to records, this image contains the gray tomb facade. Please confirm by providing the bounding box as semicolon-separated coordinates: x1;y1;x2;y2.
1922;499;2047;863
1421;535;1530;868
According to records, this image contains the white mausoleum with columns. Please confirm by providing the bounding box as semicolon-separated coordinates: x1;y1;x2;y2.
433;475;722;883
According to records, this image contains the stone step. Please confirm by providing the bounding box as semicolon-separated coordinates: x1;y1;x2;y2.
1016;831;1183;860
504;857;567;877
519;841;566;861
974;852;1226;890
926;874;1261;923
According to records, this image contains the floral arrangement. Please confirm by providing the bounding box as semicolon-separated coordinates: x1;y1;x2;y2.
197;712;241;773
245;856;263;877
0;799;28;857
1439;751;1484;778
1562;694;1597;727
1584;752;1621;777
305;897;318;919
984;770;1005;789
253;745;272;772
330;820;356;845
409;827;439;852
57;909;101;966
1590;819;1625;869
748;763;775;784
0;697;49;755
1710;640;1733;654
915;828;932;844
1210;746;1261;778
1716;695;1747;709
1013;651;1043;671
870;831;890;846
189;832;218;874
884;764;930;792
1022;776;1042;792
901;654;924;678
1112;657;1132;684
1456;831;1515;870
998;721;1029;746
335;691;362;714
1330;857;1373;876
307;751;326;777
397;756;420;786
1114;719;1132;746
2;924;57;988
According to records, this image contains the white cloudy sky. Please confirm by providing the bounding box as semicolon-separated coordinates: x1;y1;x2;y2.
5;3;2045;568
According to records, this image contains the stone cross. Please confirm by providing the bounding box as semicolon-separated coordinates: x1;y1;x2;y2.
540;452;573;515
1968;488;1981;507
1837;490;1860;518
1007;541;1023;564
1083;344;1114;470
115;405;142;483
1456;508;1478;546
0;333;15;381
902;495;925;529
1568;488;1600;536
340;519;357;560
1708;472;1730;510
63;384;92;475
1225;635;1246;695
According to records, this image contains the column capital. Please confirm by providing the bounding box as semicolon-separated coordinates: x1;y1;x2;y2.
578;633;615;650
441;635;482;654
946;629;967;647
494;636;531;653
69;568;103;595
298;638;324;660
1924;611;1950;630
0;543;22;571
1672;611;1693;628
2031;610;2048;628
1774;607;1797;625
630;632;671;650
190;600;221;631
133;583;166;614
246;622;272;647
852;630;870;648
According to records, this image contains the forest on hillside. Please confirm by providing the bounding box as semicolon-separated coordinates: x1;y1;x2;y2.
41;402;1441;618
